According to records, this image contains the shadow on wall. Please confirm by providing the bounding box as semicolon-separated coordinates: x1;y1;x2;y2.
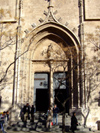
0;100;12;111
94;92;100;106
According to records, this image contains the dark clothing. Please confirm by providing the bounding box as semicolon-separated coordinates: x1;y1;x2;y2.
53;107;59;125
53;107;59;114
23;105;30;114
0;115;4;124
71;115;78;133
22;105;30;125
31;106;35;122
0;114;5;133
6;114;9;121
31;106;35;115
20;107;24;122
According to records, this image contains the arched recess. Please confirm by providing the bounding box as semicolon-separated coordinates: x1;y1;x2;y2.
19;22;81;111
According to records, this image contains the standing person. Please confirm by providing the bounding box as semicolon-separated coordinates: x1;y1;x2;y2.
53;104;59;125
20;106;24;122
3;112;8;133
22;103;30;127
46;107;51;129
71;112;78;133
30;105;35;122
0;112;6;133
6;111;9;121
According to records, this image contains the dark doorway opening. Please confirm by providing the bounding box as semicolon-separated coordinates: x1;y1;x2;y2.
36;89;49;112
53;72;69;114
55;89;69;113
34;73;49;112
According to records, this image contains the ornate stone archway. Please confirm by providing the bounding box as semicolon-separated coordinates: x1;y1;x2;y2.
16;21;81;112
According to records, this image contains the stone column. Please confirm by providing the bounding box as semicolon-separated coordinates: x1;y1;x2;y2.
32;72;35;106
71;56;74;108
78;0;85;107
15;26;21;104
29;62;34;105
49;61;54;110
77;55;80;108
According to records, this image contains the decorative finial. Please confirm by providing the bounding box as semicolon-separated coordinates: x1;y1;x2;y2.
44;0;58;23
49;0;52;6
45;0;53;12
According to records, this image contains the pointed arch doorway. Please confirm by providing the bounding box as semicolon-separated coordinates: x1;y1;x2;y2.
32;38;70;113
20;22;81;114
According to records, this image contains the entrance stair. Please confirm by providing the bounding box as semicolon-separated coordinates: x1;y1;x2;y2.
7;113;91;132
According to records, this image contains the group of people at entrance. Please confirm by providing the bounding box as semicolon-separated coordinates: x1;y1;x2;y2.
46;104;59;129
20;103;35;127
21;103;59;127
47;104;78;133
52;106;78;133
20;103;78;133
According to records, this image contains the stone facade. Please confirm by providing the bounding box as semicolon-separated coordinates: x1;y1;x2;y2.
0;0;100;130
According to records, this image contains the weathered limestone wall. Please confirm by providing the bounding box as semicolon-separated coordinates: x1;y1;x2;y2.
0;0;100;130
0;22;17;111
21;0;79;37
84;0;100;20
0;0;16;21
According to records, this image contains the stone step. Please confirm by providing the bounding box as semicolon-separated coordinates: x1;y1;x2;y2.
78;125;90;132
7;113;90;132
7;123;90;132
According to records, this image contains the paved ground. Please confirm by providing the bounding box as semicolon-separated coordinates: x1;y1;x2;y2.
6;130;100;133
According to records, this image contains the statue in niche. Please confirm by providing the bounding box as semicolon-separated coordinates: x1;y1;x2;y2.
47;43;53;59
